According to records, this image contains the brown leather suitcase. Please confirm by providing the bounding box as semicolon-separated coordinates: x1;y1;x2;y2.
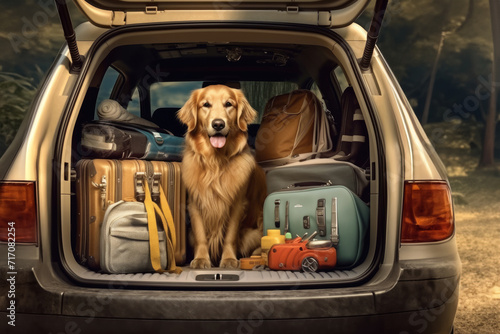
75;159;186;270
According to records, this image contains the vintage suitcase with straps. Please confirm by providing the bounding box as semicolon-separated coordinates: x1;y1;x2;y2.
262;185;369;268
75;159;186;271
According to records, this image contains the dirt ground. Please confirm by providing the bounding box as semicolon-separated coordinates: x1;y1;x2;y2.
425;122;500;333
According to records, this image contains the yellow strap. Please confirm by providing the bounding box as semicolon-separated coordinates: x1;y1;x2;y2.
143;175;181;274
159;185;177;248
143;177;163;273
153;202;181;274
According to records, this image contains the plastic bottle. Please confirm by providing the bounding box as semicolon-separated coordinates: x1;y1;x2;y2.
261;229;286;265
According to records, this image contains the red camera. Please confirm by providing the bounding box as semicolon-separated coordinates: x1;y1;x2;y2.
267;232;337;272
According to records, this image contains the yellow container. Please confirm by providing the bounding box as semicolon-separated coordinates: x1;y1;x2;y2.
261;229;285;266
261;229;286;251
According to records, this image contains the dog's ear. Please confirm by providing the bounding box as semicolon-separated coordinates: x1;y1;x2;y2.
235;90;257;132
177;89;200;132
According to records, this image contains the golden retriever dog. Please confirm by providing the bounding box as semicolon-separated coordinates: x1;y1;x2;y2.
177;85;266;269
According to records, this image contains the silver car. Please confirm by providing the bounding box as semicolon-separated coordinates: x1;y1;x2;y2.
0;0;460;333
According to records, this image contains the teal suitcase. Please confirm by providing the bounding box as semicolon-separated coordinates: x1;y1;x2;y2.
263;185;369;268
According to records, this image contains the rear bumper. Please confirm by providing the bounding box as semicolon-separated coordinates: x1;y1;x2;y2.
3;304;457;334
0;256;459;334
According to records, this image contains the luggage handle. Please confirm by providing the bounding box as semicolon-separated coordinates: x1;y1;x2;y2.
284;201;289;234
286;180;333;189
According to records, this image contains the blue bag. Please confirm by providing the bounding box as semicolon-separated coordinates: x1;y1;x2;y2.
81;120;185;161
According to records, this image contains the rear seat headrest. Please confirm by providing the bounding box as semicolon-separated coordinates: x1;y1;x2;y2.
202;82;241;89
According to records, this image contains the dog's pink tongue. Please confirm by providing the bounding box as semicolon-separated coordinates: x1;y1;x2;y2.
210;136;226;148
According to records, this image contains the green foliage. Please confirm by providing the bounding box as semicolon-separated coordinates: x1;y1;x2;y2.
0;0;494;155
361;0;493;123
0;72;35;154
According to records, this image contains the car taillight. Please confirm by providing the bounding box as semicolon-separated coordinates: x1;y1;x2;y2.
0;182;38;244
401;181;454;243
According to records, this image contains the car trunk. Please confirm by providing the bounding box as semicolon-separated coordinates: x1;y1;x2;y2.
56;1;386;289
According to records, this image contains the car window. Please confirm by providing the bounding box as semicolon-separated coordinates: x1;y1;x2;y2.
334;66;349;92
149;81;299;124
95;67;141;119
150;81;203;112
310;82;326;108
240;81;299;122
127;88;141;117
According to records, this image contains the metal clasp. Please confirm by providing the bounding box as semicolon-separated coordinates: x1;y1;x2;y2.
135;172;146;202
92;175;107;210
151;173;161;202
316;199;326;237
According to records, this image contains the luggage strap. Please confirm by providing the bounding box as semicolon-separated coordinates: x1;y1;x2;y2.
274;199;290;233
142;174;181;274
274;200;280;228
331;197;339;246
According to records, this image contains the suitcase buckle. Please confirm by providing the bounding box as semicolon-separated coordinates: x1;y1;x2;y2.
152;131;164;145
135;172;146;202
135;172;162;202
316;199;326;237
151;173;161;202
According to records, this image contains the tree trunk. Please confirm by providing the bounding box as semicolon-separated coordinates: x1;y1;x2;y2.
480;0;500;167
421;31;445;125
421;0;472;125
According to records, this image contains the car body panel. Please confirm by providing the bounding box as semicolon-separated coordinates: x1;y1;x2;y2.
73;0;371;28
0;254;459;333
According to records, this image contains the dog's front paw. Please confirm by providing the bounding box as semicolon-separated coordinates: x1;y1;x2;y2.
190;258;211;269
220;258;239;269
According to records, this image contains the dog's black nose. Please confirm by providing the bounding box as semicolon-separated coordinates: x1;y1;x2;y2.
212;119;225;131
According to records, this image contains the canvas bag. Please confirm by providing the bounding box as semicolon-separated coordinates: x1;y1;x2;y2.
100;174;180;274
255;90;332;166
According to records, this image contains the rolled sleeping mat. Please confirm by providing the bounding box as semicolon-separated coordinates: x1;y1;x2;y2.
97;99;158;128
